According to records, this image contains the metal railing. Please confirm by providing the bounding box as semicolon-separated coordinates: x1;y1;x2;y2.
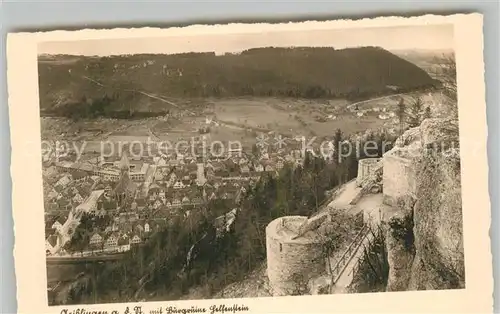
347;231;374;278
329;224;371;284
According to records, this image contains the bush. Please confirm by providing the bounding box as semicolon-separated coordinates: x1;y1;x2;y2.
388;213;414;251
348;226;389;293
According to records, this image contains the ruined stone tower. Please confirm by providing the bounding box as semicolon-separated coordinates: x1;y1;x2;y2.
356;157;381;187
266;215;328;296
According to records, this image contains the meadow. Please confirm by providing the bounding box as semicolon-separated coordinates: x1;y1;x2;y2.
40;90;447;157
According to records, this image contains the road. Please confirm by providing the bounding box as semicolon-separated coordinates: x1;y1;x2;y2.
148;128;161;142
46;253;124;264
326;180;360;210
346;93;404;110
52;190;105;254
81;75;190;112
141;164;157;198
54;211;79;252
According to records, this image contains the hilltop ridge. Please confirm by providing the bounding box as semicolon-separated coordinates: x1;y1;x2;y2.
38;46;438;119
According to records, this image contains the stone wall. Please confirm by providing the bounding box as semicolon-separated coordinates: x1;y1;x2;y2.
356;158;381;187
266;216;326;296
382;154;417;206
382;118;464;291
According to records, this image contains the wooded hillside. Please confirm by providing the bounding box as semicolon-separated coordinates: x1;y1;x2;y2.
38;46;438;118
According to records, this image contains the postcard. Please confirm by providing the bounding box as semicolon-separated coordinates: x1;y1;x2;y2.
7;13;492;313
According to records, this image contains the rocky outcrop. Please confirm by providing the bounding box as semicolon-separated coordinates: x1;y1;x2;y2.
394;126;421;148
384;118;464;291
409;118;464;290
385;196;415;291
420;118;459;150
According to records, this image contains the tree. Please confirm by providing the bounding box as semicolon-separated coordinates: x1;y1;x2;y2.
396;98;406;137
432;54;458;119
251;144;259;157
332;129;343;165
423;106;432;120
317;210;362;294
349;225;389;293
407;97;424;128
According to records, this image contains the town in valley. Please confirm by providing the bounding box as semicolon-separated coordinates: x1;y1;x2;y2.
39;25;463;305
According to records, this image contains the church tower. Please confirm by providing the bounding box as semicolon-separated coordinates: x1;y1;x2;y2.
118;150;130;173
114;150;136;208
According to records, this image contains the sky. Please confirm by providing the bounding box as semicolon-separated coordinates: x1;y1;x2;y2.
38;24;454;56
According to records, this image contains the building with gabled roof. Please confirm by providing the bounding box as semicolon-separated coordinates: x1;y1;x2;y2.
131;234;142;245
113;162;137;205
89;232;104;248
104;233;119;250
117;233;131;252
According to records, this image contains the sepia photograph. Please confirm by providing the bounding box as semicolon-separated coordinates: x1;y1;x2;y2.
7;13;492;314
38;22;463;304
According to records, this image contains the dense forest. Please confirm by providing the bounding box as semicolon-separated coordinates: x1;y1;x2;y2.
38;46;438;119
50;129;397;305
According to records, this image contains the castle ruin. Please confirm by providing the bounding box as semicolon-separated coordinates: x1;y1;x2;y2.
265;128;422;295
356;157;381;187
265;215;329;296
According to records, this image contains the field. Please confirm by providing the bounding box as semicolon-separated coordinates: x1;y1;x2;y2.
40;91;448;158
214;99;301;130
212;97;393;139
